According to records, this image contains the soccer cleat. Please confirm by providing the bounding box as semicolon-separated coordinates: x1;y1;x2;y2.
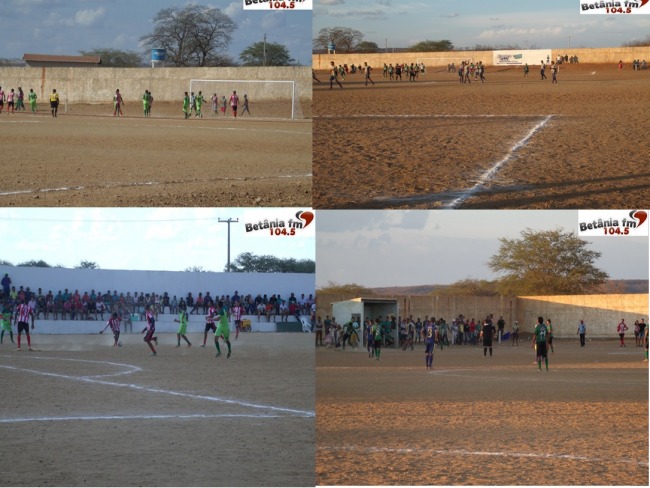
15;348;21;351
154;337;158;345
227;351;231;358
200;344;206;348
215;352;221;358
149;352;157;356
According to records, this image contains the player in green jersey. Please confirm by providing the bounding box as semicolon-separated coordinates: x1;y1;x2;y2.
182;92;190;119
1;303;15;344
212;301;232;358
532;316;549;371
28;89;37;114
195;91;205;118
174;310;191;347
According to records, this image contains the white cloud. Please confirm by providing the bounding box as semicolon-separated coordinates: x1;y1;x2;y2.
319;0;345;5
74;7;106;26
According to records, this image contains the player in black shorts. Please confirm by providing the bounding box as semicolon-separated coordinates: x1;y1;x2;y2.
480;319;495;357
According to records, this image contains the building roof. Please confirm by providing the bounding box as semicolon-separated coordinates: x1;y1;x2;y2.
22;53;101;64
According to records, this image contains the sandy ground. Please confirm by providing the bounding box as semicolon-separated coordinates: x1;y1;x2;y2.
0;102;311;207
313;63;650;209
316;339;648;486
0;333;314;487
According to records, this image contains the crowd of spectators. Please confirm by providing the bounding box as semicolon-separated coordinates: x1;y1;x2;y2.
0;278;315;325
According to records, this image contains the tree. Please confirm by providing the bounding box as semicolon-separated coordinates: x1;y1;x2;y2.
317;281;374;296
436;279;499;296
75;260;100;269
239;41;295;66
17;260;52;268
140;4;236;67
313;27;364;53
228;252;315;273
622;36;650;47
184;266;208;273
354;41;379;53
79;48;142;67
0;259;13;266
408;40;454;52
488;228;609;296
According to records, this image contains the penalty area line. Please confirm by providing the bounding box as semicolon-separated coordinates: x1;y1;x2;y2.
444;114;553;209
319;445;648;467
0;413;293;424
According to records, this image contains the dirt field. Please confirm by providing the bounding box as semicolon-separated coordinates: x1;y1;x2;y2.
313;63;650;209
0;333;314;487
316;339;648;485
0;102;311;207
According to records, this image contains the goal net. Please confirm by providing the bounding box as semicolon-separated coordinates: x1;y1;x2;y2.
189;79;303;119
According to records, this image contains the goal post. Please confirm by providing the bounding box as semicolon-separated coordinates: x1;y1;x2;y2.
188;79;303;119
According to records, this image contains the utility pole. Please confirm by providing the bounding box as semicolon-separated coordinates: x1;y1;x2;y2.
218;218;239;272
263;33;267;67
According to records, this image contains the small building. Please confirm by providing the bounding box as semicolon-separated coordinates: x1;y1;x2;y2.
331;297;399;344
23;53;102;68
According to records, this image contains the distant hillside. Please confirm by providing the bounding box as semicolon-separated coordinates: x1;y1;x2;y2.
370;280;648;297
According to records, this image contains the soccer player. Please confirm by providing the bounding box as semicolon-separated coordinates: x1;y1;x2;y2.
643;325;648;362
551;62;558;84
220;96;227;115
141;305;158;356
0;303;14;344
6;88;15;114
480;319;495;357
113;89;124;116
617;318;628;347
182;92;190;119
231;300;243;339
195;91;205;118
363;62;375;86
240;95;250;116
424;319;437;370
14;299;34;351
49;89;59;117
546;318;555;353
201;301;217;347
174;309;191;347
532;316;549;371
100;312;122;347
512;321;520;346
16;87;25;111
329;61;343;89
28;89;38;114
211;93;219;116
229;90;239;118
372;319;382;361
0;86;5;113
212;300;232;358
189;91;196;116
577;320;586;347
142;90;151;117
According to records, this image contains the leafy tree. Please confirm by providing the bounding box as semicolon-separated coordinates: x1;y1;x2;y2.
488;228;609;296
75;260;100;269
354;41;379;53
228;252;314;273
0;259;13;266
185;266;208;273
239;41;295;66
408;39;454;52
79;48;142;67
17;260;52;268
317;281;373;296
313;27;364;53
436;279;500;296
140;4;236;67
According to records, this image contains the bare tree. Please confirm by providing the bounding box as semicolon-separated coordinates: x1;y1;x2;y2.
313;27;364;53
140;5;236;67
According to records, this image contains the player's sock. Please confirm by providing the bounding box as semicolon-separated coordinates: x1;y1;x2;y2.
17;335;21;348
27;335;31;347
0;330;4;342
215;340;221;354
489;348;493;357
226;340;231;354
538;360;541;370
545;358;549;370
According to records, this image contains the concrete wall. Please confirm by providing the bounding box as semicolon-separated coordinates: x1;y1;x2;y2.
0;66;311;104
0;265;315;303
318;292;648;339
312;46;650;69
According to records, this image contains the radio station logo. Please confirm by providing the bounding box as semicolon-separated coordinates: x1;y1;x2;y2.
580;0;650;14
243;0;312;10
245;210;314;237
578;210;649;236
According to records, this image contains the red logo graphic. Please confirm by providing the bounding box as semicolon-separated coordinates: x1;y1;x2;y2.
296;210;314;228
629;210;648;227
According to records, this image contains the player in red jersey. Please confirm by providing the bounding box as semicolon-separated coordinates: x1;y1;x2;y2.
231;300;243;339
229;90;239;117
14;300;34;351
141;305;158;355
100;312;122;347
201;301;217;347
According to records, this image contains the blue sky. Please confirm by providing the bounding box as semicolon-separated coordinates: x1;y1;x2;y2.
1;0;312;65
0;208;315;272
314;0;650;50
316;210;649;288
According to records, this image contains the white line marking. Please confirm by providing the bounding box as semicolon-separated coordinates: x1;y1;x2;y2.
0;413;293;424
0;173;312;197
444;114;553;208
0;119;40;123
319;445;648;467
315;114;550;119
0;356;314;418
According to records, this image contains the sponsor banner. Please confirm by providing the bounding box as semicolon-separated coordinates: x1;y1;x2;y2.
580;0;650;14
493;49;553;66
244;0;312;10
578;210;649;236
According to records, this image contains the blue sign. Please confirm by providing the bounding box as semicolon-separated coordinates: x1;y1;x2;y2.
151;49;166;61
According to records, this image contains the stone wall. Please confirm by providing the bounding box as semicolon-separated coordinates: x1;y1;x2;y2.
317;292;648;339
0;66;311;104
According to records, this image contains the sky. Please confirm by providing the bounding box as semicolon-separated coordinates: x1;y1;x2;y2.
0;0;312;65
316;210;649;288
314;0;650;50
0;207;315;272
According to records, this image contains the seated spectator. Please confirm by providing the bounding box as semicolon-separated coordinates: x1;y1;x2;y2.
265;302;276;323
279;300;289;322
257;302;266;322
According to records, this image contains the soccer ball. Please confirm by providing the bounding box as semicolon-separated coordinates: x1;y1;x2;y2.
118;341;123;347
